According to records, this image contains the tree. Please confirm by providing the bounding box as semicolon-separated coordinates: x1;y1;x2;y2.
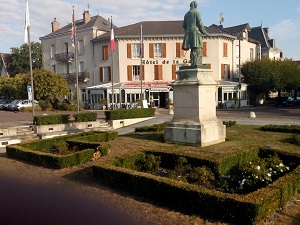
0;77;16;99
7;42;42;76
14;69;69;100
242;58;300;104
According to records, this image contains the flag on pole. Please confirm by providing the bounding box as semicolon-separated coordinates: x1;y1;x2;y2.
110;17;115;51
24;0;30;43
71;7;75;48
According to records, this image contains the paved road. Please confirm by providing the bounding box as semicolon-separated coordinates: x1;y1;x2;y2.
1;105;300;153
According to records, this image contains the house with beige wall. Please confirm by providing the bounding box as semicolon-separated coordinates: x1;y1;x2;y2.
40;11;282;108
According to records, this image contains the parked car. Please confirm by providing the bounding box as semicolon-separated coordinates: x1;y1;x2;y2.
6;100;23;111
0;99;12;110
15;100;39;111
274;97;294;106
294;97;300;105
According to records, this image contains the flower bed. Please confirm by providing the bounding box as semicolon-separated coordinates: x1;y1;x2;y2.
93;148;300;224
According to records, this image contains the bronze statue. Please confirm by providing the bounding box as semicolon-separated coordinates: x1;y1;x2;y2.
182;1;209;66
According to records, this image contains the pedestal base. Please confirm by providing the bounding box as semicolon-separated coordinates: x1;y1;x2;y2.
164;67;226;147
164;119;226;147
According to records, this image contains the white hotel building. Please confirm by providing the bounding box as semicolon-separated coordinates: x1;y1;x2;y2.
40;11;282;109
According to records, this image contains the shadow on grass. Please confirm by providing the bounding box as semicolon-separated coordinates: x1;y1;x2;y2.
62;166;227;225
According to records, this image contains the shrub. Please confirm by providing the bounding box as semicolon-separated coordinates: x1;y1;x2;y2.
260;124;300;133
223;120;236;127
97;143;111;156
135;122;169;132
105;108;156;120
74;112;97;122
33;114;70;125
38;100;53;111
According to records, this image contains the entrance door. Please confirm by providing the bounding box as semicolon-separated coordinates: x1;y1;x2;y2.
159;92;167;108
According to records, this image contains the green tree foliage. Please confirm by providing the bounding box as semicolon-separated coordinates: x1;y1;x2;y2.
14;69;69;100
0;77;16;98
242;58;300;100
7;42;42;76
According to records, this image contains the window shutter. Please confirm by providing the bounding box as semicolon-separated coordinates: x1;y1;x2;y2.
223;43;228;57
221;64;225;79
102;46;108;60
176;43;184;58
162;43;166;58
127;44;132;58
202;42;207;57
206;63;211;69
149;43;154;58
142;65;145;80
99;67;103;82
155;65;163;80
127;65;132;81
108;66;112;81
172;64;177;80
227;64;231;79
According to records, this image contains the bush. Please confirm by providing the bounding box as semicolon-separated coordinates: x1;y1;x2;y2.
38;100;53;111
33;114;70;125
223;120;236;127
260;124;300;133
74;112;97;122
105;108;156;120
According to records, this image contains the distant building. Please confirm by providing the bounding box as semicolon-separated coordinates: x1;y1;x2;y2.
40;11;281;108
0;53;12;77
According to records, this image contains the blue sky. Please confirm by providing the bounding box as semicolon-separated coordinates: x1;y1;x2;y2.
0;0;299;60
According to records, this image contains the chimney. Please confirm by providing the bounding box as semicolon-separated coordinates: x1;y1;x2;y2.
51;18;59;32
83;10;91;24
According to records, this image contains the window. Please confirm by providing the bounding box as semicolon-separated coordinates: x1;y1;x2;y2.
250;48;254;60
223;42;228;57
99;66;111;82
52;65;56;73
176;43;184;58
102;45;108;60
132;44;141;58
202;42;207;57
78;40;84;55
79;61;84;73
149;43;166;58
50;45;56;58
81;89;86;102
127;65;144;81
221;64;230;79
236;64;240;76
236;45;240;58
64;43;68;53
154;65;163;80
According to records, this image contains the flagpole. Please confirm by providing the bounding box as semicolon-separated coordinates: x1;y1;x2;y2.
110;16;115;110
28;27;35;118
140;23;143;101
25;0;35;119
72;6;79;114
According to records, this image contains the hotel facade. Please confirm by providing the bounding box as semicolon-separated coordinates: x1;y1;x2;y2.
40;11;282;109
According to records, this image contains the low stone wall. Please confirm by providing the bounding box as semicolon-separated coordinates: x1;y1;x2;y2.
109;117;153;129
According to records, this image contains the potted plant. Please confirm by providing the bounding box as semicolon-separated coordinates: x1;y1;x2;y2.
100;98;107;110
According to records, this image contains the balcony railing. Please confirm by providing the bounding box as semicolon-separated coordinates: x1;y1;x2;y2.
60;72;90;83
55;52;74;63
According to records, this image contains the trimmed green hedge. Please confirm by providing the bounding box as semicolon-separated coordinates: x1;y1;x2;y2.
67;131;118;150
135;122;169;132
6;145;94;169
260;124;300;133
105;108;156;120
34;114;70;125
74;112;97;122
93;149;300;224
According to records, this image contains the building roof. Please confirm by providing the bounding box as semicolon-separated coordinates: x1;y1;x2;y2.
92;20;238;43
40;15;112;39
223;23;251;36
248;26;272;49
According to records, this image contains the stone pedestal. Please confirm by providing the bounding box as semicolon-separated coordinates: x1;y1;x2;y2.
164;67;226;147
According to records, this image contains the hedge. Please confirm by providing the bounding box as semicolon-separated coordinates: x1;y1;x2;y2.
6;145;94;169
74;112;97;122
93;149;300;224
33;114;70;125
105;108;156;120
260;124;300;133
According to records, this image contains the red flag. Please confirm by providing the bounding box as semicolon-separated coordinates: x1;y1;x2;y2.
110;17;115;51
71;7;75;48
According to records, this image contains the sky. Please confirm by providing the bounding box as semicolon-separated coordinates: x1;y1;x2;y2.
0;0;300;60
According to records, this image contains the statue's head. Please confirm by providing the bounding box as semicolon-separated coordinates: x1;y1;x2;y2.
190;1;198;9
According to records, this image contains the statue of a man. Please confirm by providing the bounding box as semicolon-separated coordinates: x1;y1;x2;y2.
182;1;209;66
